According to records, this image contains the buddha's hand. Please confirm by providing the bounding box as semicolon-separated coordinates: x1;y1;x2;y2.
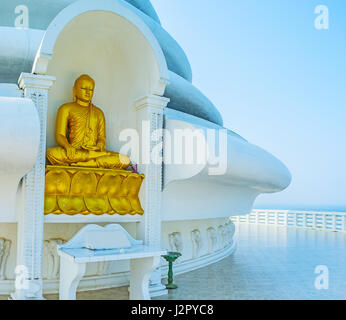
65;145;76;159
86;146;101;151
96;142;106;152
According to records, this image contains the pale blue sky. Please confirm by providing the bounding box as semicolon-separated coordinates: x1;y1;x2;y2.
152;0;346;210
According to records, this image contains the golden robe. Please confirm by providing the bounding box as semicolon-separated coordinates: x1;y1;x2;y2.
46;103;130;170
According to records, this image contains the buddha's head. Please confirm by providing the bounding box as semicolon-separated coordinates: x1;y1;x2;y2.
73;74;95;104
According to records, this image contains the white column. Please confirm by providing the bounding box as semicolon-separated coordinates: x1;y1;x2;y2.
11;73;55;300
135;94;169;297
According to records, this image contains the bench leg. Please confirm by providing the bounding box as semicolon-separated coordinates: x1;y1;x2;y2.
59;257;86;300
130;256;161;300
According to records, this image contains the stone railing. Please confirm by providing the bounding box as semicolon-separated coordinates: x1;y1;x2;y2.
231;209;346;233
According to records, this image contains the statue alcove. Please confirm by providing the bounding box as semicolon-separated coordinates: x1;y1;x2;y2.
31;2;170;219
44;9;166;153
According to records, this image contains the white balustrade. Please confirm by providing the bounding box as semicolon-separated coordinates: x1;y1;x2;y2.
231;209;346;233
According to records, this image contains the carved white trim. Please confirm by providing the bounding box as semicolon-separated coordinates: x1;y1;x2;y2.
207;227;217;253
32;0;169;96
191;229;202;259
168;232;183;254
0;238;11;281
135;94;170;112
225;221;236;245
13;72;55;300
162;238;237;277
134;94;169;296
217;225;227;249
43;239;64;280
97;261;109;276
18;73;56;90
154;77;171;96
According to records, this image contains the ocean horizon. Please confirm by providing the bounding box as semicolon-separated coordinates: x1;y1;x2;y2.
254;205;346;213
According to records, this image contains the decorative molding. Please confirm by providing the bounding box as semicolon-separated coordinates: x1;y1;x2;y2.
43;239;64;280
44;213;142;224
191;229;202;259
225;221;235;245
168;232;183;254
97;261;109;276
134;94;169;296
218;224;229;249
135;94;169;246
18;73;56;91
154;77;171;96
162;238;237;277
0;238;11;281
59;224;142;250
135;94;170;111
31;0;170;95
206;227;217;253
31;53;52;75
13;72;55;300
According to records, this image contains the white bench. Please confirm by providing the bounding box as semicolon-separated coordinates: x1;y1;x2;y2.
57;224;166;300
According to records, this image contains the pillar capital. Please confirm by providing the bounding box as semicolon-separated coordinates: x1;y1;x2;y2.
18;73;56;91
135;94;170;112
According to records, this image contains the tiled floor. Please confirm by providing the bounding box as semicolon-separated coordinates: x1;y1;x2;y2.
3;224;346;300
155;224;346;300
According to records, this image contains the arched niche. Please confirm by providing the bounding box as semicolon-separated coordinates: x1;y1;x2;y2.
32;0;169;151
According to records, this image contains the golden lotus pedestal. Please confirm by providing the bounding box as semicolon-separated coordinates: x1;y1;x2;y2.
44;165;145;216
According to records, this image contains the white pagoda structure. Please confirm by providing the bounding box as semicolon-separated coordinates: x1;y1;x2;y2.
0;0;291;299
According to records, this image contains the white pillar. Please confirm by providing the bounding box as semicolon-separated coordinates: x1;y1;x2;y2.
135;94;169;297
11;73;55;300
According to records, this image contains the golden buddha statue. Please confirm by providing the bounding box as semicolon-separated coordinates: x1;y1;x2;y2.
46;74;131;170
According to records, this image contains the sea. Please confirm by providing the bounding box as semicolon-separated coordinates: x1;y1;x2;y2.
254;205;346;213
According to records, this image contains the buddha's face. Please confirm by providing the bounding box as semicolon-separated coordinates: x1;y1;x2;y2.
74;78;94;103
